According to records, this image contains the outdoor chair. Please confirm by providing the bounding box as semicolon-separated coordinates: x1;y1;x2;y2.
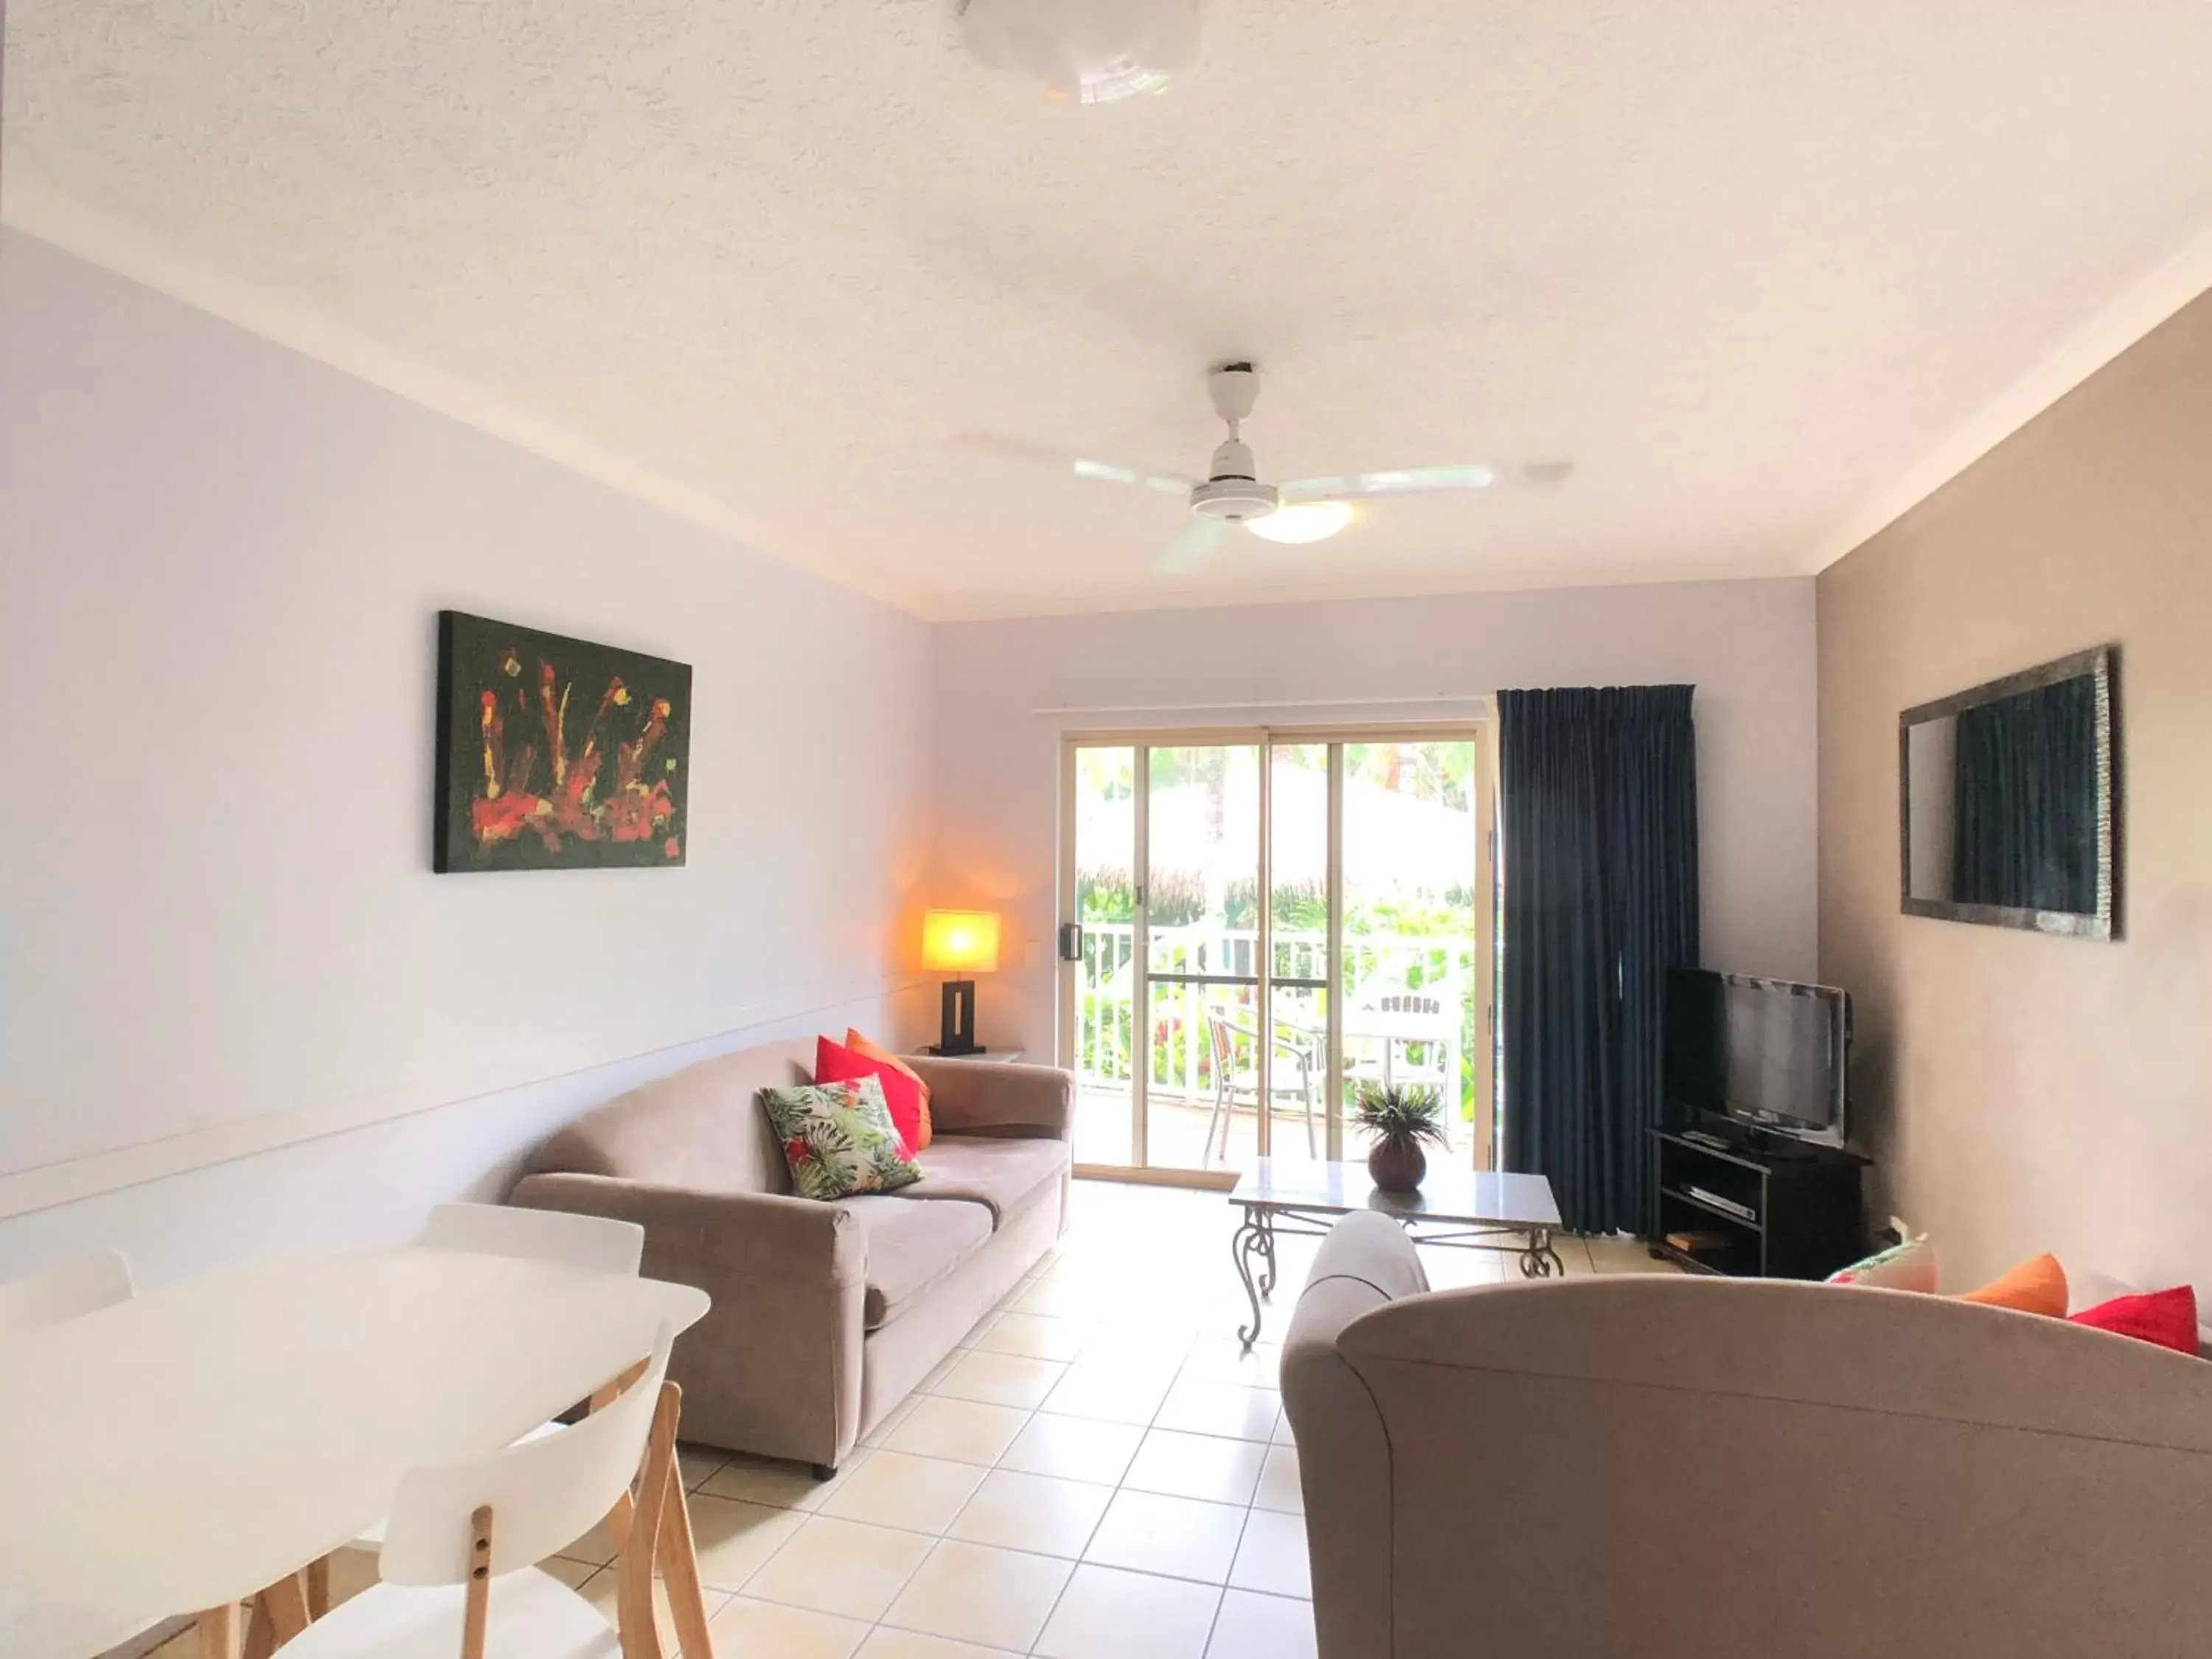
1204;1012;1320;1163
1347;992;1455;1096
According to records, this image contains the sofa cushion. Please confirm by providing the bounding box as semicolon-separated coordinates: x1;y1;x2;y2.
841;1194;995;1329
1826;1235;1938;1292
816;1034;928;1155
2071;1286;2203;1354
847;1029;934;1150
895;1134;1068;1224
1958;1252;2068;1317
762;1079;923;1202
2066;1265;2212;1357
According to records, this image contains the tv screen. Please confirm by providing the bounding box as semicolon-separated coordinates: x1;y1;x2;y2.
1664;969;1849;1144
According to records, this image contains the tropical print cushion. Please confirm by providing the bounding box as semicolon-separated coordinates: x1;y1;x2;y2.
760;1077;923;1201
1826;1235;1938;1292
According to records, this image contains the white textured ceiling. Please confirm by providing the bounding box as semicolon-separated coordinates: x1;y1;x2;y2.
7;1;2212;619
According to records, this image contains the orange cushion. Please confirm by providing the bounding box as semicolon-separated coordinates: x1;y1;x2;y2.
1957;1253;2068;1317
846;1028;932;1150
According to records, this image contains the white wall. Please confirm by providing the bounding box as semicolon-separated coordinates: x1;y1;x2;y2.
0;232;933;1280
931;580;1820;1062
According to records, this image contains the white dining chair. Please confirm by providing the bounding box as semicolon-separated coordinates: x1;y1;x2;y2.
282;1324;679;1659
0;1252;152;1659
418;1204;644;1277
348;1206;647;1556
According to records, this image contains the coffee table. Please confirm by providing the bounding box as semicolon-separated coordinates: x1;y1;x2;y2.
1228;1158;1566;1347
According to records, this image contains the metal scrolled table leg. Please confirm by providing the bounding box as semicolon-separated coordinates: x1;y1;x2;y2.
1520;1226;1567;1279
1231;1206;1274;1350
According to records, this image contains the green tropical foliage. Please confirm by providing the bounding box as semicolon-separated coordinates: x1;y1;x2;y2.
760;1078;922;1200
1074;865;1481;1119
1071;737;1489;1134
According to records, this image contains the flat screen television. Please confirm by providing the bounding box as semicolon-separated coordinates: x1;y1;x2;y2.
1663;968;1851;1147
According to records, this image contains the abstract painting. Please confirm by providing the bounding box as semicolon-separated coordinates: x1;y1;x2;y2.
434;611;692;872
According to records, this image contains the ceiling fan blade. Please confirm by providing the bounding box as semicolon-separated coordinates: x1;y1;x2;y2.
950;431;1197;495
1280;460;1573;503
1156;515;1229;574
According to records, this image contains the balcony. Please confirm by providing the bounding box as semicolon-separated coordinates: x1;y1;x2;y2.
1069;919;1483;1174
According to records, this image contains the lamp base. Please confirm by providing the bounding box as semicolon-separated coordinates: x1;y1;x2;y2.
933;978;981;1056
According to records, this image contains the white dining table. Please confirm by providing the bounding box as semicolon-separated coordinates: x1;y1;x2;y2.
0;1244;709;1642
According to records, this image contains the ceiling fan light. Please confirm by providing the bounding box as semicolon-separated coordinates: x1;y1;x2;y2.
959;0;1199;106
1248;500;1356;544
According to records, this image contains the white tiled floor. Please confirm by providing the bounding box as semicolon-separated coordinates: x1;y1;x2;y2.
146;1179;1671;1659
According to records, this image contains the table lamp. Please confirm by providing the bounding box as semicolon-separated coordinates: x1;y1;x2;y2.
922;908;1000;1056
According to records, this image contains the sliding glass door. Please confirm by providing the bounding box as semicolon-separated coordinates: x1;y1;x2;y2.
1338;740;1485;1166
1144;743;1262;1172
1061;728;1495;1180
1067;746;1139;1169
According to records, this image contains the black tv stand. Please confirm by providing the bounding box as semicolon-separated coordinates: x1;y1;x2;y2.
1744;1126;1820;1161
1647;1119;1868;1279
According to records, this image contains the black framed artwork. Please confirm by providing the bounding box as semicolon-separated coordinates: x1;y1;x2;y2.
433;611;692;872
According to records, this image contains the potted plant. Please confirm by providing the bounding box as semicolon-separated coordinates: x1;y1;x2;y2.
1352;1081;1449;1194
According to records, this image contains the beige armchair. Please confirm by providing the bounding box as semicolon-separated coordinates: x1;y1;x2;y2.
1282;1212;2212;1658
511;1037;1072;1474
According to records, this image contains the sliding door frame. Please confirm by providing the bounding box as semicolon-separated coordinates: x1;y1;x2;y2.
1059;718;1498;1186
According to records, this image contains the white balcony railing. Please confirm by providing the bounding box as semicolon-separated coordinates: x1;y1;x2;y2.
1072;920;1478;1124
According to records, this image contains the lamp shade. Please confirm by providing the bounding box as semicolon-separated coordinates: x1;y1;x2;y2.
922;909;1001;974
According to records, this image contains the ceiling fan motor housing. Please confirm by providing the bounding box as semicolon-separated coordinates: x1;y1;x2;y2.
1191;436;1279;520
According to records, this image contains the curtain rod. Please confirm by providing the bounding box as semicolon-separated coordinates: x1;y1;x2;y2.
1032;692;1495;716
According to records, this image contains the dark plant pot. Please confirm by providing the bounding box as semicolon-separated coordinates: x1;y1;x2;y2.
1368;1138;1427;1194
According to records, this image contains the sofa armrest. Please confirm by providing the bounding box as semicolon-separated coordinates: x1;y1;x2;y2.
906;1057;1074;1139
509;1172;868;1464
511;1171;864;1285
1281;1213;1428;1659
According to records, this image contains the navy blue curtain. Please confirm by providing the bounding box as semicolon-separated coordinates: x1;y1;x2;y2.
1499;686;1700;1235
1951;678;2098;912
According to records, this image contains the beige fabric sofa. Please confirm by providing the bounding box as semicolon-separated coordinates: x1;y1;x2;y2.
509;1037;1072;1472
1283;1211;2212;1659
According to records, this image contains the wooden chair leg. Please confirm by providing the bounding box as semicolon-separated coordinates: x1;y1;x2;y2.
617;1382;680;1659
306;1554;332;1619
240;1571;310;1659
593;1357;651;1555
462;1505;495;1659
241;1597;274;1659
196;1605;240;1659
591;1358;650;1414
262;1573;312;1644
654;1385;715;1659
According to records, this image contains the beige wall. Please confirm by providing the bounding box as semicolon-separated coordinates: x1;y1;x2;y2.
1818;291;2212;1292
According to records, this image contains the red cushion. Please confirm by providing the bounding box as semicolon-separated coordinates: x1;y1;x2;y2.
2069;1285;2200;1354
814;1035;925;1157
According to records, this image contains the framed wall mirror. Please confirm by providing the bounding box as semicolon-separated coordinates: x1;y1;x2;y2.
1899;645;2118;940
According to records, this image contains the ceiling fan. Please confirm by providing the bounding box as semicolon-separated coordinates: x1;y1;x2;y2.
953;362;1572;571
